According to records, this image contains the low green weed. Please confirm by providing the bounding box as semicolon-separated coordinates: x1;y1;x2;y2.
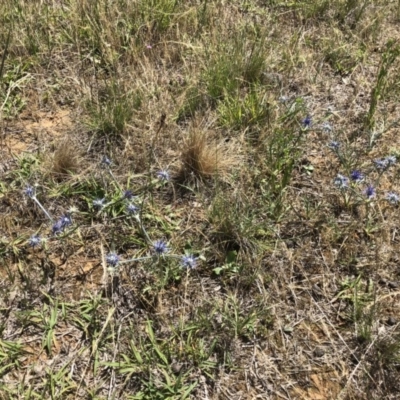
86;79;142;138
202;30;265;105
254;98;309;220
106;321;198;400
365;40;400;137
337;275;377;342
217;86;271;131
208;191;259;252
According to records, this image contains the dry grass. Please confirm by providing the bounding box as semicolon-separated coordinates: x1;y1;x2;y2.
177;123;240;184
1;1;400;399
46;138;81;180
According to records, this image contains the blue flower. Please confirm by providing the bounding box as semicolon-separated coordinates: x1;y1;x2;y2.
156;170;170;181
365;185;376;199
52;220;63;235
60;213;72;228
386;192;400;205
28;234;42;248
122;190;134;200
52;213;72;235
350;170;364;182
302;115;312;128
126;203;139;214
322;122;333;133
24;185;35;198
181;255;197;269
153;240;169;255
374;158;389;170
385;155;396;167
334;174;349;189
106;252;120;267
328;141;340;151
374;156;396;171
101;156;111;166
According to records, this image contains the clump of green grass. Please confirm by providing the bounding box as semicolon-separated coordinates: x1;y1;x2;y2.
217;86;271;132
365;40;400;135
86;79;142;138
208;190;260;253
203;30;266;105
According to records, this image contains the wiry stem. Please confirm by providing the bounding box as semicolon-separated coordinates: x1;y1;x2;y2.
32;196;53;222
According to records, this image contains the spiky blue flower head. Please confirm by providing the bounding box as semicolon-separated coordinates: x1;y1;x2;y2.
181;255;197;269
322;122;333;133
60;213;72;228
328;141;340;151
126;203;139;214
24;185;35;198
106;252;120;267
52;213;72;235
156;170;170;181
302;115;312;128
52;220;63;235
93;198;106;208
350;170;364;182
386;192;400;205
28;234;42;248
101;155;111;167
334;174;349;189
385;155;396;167
374;158;389;170
122;190;134;200
365;185;376;199
153;240;169;255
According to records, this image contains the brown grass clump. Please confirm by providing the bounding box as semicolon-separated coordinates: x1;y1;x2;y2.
178;126;240;184
47;138;81;179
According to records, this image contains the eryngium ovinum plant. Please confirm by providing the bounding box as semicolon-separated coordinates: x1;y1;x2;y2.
23;156;199;276
328;140;399;221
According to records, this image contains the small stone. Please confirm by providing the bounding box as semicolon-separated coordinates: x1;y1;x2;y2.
387;316;397;326
388;281;399;289
314;347;325;357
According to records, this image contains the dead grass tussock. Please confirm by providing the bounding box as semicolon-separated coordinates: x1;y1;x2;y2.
45;138;81;180
177;124;241;184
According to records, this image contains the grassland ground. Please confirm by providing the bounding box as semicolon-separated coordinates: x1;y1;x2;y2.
1;1;400;399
